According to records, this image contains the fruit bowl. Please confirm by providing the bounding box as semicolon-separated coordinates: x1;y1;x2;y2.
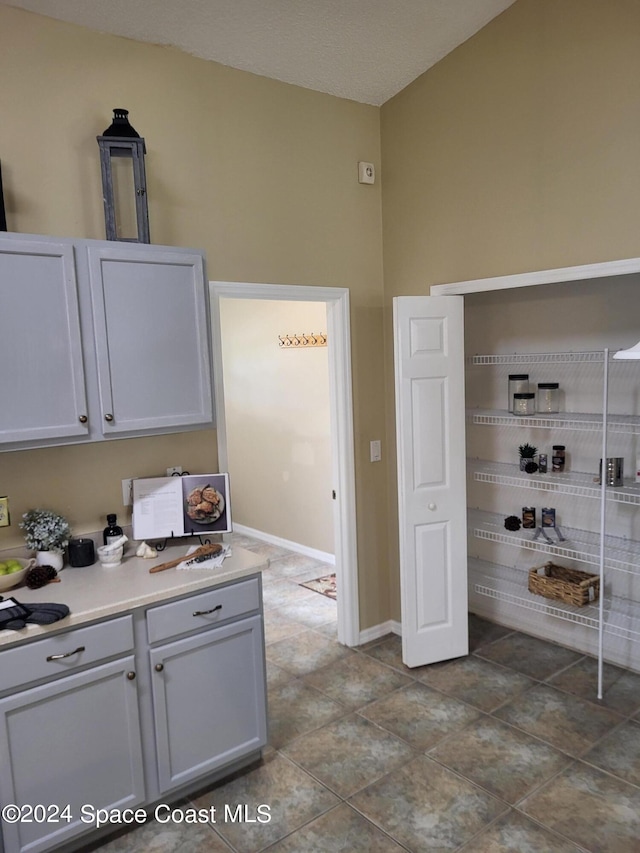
0;557;35;593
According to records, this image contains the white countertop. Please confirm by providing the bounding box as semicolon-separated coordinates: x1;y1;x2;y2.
0;544;267;648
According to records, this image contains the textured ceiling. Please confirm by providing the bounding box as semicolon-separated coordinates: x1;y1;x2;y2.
5;0;516;105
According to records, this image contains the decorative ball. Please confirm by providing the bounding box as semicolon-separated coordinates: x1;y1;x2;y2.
25;564;58;589
524;461;539;474
504;515;522;531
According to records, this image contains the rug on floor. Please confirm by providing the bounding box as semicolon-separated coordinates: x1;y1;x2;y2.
299;573;337;600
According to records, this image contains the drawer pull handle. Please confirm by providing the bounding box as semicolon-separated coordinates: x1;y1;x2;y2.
104;413;114;422
193;604;222;617
46;645;85;662
79;415;88;424
127;671;136;680
155;663;164;672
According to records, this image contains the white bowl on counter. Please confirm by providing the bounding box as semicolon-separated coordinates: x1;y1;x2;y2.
0;557;35;592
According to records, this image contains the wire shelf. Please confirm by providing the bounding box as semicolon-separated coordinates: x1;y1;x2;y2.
468;558;640;643
470;351;606;366
469;509;640;575
470;460;640;505
469;409;640;435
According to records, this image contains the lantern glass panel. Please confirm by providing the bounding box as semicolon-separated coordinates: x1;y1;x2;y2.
111;152;138;240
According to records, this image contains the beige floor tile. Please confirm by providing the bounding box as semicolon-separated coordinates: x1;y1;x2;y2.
350;754;507;852
282;714;415;797
359;681;480;750
521;761;640;853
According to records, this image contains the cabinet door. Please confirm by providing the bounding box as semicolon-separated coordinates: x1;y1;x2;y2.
393;295;468;667
150;615;267;792
0;657;145;853
87;245;213;435
0;237;89;444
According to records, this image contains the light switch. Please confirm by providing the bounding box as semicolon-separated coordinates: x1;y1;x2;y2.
370;440;381;462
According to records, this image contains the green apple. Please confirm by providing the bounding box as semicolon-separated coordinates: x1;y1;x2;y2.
0;562;8;575
6;560;23;573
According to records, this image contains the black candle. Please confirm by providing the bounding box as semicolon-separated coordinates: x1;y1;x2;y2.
68;538;95;567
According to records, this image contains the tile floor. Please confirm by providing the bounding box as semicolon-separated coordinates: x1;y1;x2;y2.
92;534;640;852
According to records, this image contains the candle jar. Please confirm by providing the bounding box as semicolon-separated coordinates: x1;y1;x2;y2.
513;392;535;416
537;382;560;413
68;538;96;567
508;374;529;413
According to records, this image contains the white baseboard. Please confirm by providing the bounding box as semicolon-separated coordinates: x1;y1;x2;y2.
358;619;401;645
232;523;335;566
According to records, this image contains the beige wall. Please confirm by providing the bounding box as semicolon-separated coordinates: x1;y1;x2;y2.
4;0;639;634
380;0;640;619
219;299;333;553
0;5;387;629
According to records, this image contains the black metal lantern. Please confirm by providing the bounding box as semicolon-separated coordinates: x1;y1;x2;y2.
97;109;150;243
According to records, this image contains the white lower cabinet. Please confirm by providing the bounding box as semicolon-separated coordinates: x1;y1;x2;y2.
150;615;267;792
0;576;267;853
0;618;144;853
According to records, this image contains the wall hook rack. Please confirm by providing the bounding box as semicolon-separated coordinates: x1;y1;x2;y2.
278;332;327;348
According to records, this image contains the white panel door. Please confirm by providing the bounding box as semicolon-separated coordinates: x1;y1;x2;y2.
393;295;468;667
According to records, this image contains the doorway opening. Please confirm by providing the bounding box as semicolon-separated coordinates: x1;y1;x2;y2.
210;281;359;646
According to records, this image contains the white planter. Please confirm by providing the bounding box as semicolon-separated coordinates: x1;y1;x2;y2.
35;550;64;571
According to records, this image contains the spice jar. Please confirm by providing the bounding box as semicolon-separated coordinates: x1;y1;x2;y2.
537;382;560;414
513;392;535;416
552;445;566;472
508;374;529;413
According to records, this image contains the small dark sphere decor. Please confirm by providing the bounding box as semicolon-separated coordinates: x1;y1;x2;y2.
504;515;522;532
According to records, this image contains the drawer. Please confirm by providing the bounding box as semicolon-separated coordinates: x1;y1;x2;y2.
147;577;261;644
0;615;134;693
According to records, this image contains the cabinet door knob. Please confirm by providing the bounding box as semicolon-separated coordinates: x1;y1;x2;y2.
193;604;223;617
104;413;114;422
78;415;88;424
428;502;437;511
46;645;85;662
154;663;164;672
127;671;136;680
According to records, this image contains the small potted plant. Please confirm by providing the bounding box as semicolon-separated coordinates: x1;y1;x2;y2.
20;509;71;571
518;443;538;473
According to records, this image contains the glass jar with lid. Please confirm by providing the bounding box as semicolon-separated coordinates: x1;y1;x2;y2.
513;392;536;416
508;374;529;413
537;382;560;413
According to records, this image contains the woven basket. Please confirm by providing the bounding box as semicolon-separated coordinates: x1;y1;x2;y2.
528;562;599;607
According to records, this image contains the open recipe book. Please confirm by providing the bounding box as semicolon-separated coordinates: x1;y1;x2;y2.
132;473;231;541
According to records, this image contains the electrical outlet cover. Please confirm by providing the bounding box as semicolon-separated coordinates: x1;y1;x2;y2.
0;496;10;527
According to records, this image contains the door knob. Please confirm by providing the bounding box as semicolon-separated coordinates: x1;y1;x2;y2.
428;503;437;511
78;415;88;424
104;413;114;422
155;663;164;672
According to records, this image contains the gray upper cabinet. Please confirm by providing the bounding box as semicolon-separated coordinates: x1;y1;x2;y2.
87;245;213;436
0;234;214;450
0;238;89;444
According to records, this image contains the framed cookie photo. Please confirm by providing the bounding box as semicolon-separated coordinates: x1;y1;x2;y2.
181;473;231;535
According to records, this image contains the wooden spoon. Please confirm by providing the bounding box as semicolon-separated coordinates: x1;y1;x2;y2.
149;543;222;573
